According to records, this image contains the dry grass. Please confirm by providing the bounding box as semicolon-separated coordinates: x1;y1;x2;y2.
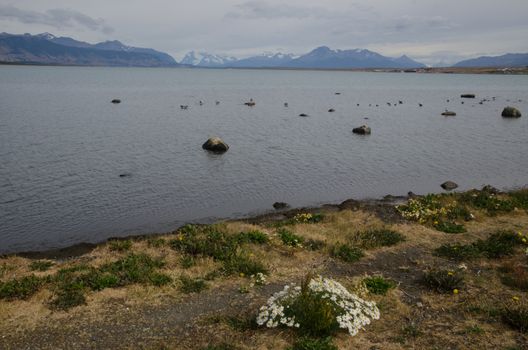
1;191;528;349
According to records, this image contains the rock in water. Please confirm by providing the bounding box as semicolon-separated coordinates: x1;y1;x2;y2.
441;181;458;191
202;137;229;153
299;113;309;117
111;99;121;104
460;94;476;98
441;111;456;116
352;125;371;135
328;108;335;112
501;106;522;118
273;202;289;210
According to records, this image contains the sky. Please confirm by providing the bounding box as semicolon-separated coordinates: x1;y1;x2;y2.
1;0;527;66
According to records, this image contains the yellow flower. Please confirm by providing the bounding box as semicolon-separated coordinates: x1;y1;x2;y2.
447;271;454;276
522;238;527;243
453;289;459;294
434;221;439;225
513;296;520;301
239;272;245;277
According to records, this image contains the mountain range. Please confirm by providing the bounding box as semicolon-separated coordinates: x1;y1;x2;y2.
0;32;178;66
1;32;527;69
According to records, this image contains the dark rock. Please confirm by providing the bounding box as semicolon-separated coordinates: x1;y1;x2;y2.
441;181;458;191
501;106;522;118
273;202;290;210
111;99;121;104
328;108;335;112
352;125;371;135
482;185;500;194
441;110;456;116
408;191;419;199
460;94;476;98
202;137;229;153
338;198;360;210
399;101;403;104
299;113;309;117
419;103;423;107
335;92;341;95
119;173;132;178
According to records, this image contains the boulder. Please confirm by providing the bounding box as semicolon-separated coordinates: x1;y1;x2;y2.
460;94;475;98
273;202;289;210
501;106;522;118
111;99;121;104
202;137;229;153
352;125;371;135
441;181;458;191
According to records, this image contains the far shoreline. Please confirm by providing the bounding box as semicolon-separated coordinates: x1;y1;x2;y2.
1;61;527;75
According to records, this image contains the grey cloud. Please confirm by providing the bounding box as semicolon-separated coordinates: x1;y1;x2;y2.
389;15;456;33
0;5;114;34
226;1;340;20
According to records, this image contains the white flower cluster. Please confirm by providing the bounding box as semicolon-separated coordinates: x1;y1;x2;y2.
251;272;267;286
256;275;380;336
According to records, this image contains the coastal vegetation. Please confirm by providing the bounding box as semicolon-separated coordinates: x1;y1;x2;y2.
1;186;528;349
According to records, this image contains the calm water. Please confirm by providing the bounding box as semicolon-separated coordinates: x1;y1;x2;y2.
1;66;527;254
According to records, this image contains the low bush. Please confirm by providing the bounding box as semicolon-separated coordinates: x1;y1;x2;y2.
235;230;269;244
510;188;528;209
293;213;325;224
0;275;43;300
501;300;528;333
500;263;528;291
180;275;207;294
223;254;267;276
278;228;304;247
364;276;395;295
256;275;379;337
421;269;464;293
433;221;466;234
353;229;405;249
305;239;326;251
332;244;364;263
460;190;515;215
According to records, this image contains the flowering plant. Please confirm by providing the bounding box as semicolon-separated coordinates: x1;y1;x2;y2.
256;275;379;336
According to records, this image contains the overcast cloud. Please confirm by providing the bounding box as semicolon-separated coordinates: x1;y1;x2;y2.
1;0;527;65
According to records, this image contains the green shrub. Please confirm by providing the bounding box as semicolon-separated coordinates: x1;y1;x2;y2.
223;254;267;276
288;337;338;350
278;228;304;247
29;260;54;271
180;275;207;294
499;264;528;291
434;221;467;234
180;255;196;268
364;276;395;295
51;284;86;310
354;229;405;249
460;190;515;215
293;213;325;224
108;239;132;252
147;237;166;248
332;244;364;262
0;275;43;300
235;230;269;244
510;188;528;209
421;269;464;293
434;243;480;260
149;272;172;286
101;253;165;286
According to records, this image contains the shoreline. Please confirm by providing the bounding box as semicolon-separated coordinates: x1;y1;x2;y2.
7;185;523;260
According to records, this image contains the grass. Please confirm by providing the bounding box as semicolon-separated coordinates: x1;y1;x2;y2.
510;188;528;209
147;237;166;248
29;260;54;271
108;239;133;252
234;230;269;244
304;239;326;251
500;263;528;291
332;244;364;263
201;344;239;350
287;337;338;350
180;255;196;268
278;228;304;247
421;269;464;293
434;230;523;260
222;253;267;276
179;275;207;294
0;275;43;300
501;300;528;333
459;190;515;215
364;276;396;295
352;229;405;249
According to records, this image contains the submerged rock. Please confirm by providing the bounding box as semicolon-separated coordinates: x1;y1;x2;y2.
273;202;290;210
202;137;229;153
441;181;458;191
441;110;456;116
501;106;522;118
352;125;371;135
299;113;309;117
111;99;121;104
460;94;476;98
328;108;335;112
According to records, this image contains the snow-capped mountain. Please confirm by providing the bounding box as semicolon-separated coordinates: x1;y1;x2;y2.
230;52;296;68
180;51;237;67
284;46;426;69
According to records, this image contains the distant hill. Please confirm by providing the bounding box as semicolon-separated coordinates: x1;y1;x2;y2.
453;53;528;68
180;46;425;69
0;32;178;67
284;46;426;69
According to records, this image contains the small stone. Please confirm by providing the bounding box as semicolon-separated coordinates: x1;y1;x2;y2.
352;125;371;135
441;181;458;191
501;106;522;118
273;202;289;210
